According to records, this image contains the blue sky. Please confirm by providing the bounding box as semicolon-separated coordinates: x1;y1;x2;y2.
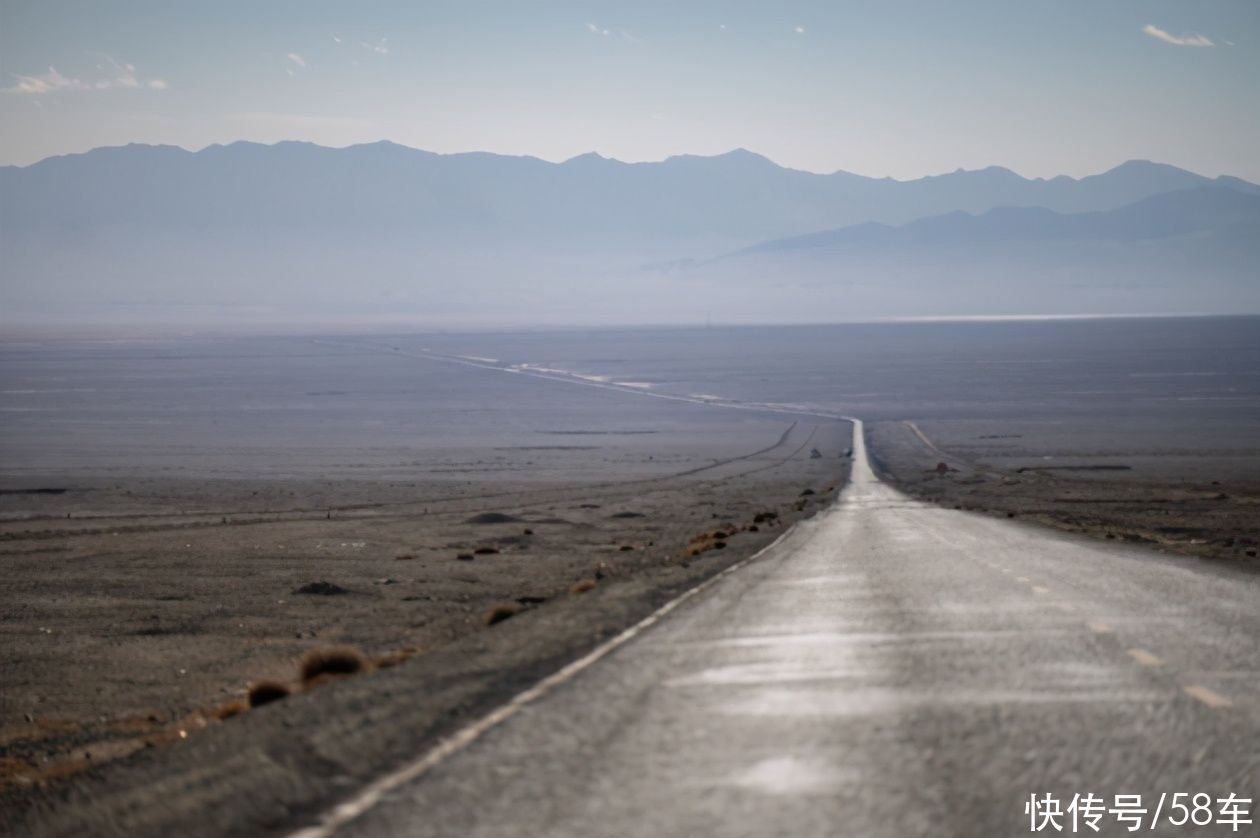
1;1;1257;179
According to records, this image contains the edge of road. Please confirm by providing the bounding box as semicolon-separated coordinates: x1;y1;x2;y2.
287;419;863;838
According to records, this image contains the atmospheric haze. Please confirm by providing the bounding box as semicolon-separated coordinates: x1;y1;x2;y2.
2;142;1258;329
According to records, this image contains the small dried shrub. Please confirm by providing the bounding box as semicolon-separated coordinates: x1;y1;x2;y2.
300;647;370;684
247;681;291;708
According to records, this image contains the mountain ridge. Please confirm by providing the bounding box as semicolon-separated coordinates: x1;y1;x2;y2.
730;186;1260;257
4;141;1252;192
3;142;1257;324
5;141;1257;259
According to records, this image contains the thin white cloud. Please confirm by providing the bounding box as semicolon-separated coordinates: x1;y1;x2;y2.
332;35;342;44
586;22;637;42
3;59;166;95
287;52;306;68
96;54;161;89
4;67;86;94
361;38;389;55
1141;24;1214;48
794;25;806;34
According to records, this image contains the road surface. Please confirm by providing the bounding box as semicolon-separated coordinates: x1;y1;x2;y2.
302;420;1259;837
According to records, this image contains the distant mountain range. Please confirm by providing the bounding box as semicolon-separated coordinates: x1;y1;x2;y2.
682;185;1260;321
1;141;1257;325
5;141;1257;254
732;186;1260;255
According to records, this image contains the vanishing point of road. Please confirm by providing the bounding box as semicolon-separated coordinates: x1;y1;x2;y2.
297;420;1260;837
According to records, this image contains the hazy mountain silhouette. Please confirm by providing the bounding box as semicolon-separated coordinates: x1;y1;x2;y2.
4;141;1256;256
734;187;1260;254
681;186;1260;322
2;142;1257;325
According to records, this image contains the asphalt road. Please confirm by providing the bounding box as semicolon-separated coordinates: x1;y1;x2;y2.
304;420;1260;837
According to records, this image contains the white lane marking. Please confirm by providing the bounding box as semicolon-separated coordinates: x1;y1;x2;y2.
1016;576;1030;583
1183;685;1233;709
1127;648;1164;668
669;665;865;687
683;628;1081;650
283;418;862;838
1032;585;1051;595
767;574;862;586
1087;621;1112;634
728;756;853;795
724;686;1163;717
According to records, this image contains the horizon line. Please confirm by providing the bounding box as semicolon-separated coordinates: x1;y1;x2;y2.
3;312;1255;343
5;138;1250;186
